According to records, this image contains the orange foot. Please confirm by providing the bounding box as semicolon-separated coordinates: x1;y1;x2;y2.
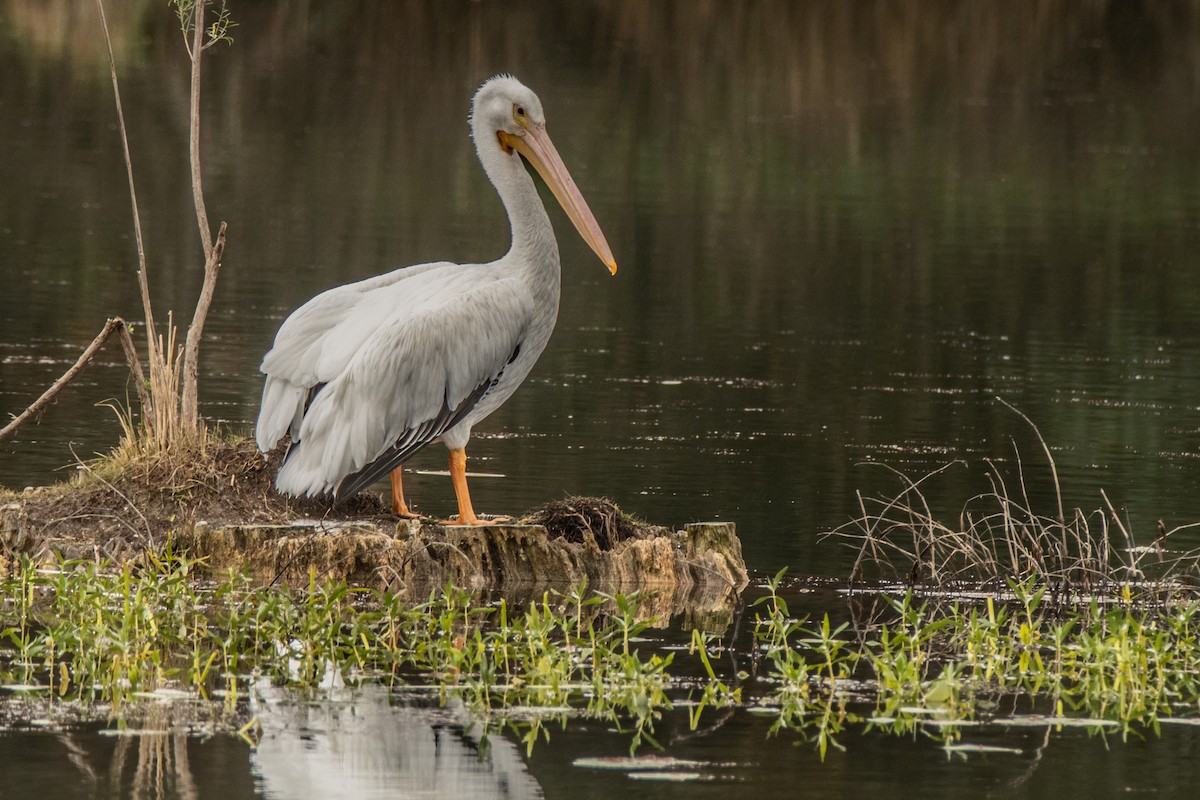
390;469;426;519
440;514;513;526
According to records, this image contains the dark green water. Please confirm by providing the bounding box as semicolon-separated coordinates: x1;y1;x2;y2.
3;1;1200;796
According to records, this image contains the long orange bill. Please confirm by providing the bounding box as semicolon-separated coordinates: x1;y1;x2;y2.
501;126;618;275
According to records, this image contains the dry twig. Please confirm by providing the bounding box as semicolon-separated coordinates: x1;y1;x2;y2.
0;318;149;443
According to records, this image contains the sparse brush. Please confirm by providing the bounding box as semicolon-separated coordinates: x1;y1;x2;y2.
826;404;1200;603
93;0;229;453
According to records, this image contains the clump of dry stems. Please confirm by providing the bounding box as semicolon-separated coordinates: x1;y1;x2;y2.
829;402;1200;603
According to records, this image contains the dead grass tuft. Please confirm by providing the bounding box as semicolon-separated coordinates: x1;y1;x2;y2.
827;446;1200;604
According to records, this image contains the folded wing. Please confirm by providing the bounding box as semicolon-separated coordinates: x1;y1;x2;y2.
255;264;530;498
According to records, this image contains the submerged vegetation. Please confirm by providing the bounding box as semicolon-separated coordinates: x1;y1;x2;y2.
5;548;1200;759
753;571;1200;757
0;553;731;754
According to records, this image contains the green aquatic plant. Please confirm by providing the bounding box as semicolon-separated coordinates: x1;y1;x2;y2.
748;569;1200;756
751;569;858;757
0;554;737;753
2;550;215;699
8;554;1200;759
686;628;743;731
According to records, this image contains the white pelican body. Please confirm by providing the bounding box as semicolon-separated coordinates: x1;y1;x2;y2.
255;75;616;524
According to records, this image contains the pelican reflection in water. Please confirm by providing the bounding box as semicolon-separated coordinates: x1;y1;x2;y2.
256;75;617;523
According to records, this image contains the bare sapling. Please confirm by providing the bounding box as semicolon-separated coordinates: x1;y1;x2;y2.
177;0;234;430
0;2;234;456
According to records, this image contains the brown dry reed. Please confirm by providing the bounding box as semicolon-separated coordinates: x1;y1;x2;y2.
828;401;1200;604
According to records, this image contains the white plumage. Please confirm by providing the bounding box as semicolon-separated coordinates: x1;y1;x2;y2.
255;75;616;524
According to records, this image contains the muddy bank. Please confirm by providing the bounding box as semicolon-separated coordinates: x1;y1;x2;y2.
180;517;746;623
0;440;748;622
1;506;747;626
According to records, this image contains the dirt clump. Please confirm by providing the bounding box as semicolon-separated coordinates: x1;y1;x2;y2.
519;496;663;551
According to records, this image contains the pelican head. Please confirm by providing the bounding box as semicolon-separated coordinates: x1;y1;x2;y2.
471;75;617;274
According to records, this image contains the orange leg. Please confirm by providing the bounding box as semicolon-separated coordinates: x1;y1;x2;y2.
390;467;425;519
441;448;510;526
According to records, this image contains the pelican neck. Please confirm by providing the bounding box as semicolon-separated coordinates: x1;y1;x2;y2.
474;133;560;274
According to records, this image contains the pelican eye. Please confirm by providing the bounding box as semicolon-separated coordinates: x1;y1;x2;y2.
515;105;526;118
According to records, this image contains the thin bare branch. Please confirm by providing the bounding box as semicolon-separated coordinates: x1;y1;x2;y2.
0;318;145;443
177;0;227;428
95;0;159;378
996;396;1064;522
115;320;153;417
1101;488;1141;578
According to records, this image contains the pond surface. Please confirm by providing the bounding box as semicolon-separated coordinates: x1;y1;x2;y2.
3;0;1200;797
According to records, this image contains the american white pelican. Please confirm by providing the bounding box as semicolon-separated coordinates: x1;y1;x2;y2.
255;75;616;524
